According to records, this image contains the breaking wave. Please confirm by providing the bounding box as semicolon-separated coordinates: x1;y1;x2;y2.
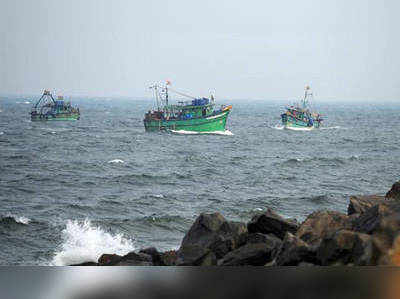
1;213;31;225
51;219;135;266
108;159;125;164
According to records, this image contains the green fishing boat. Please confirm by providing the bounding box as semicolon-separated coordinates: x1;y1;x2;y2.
281;86;322;130
144;82;232;132
30;90;80;121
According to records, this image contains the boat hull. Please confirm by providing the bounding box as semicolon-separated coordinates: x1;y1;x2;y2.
31;113;80;121
281;115;320;130
144;110;230;132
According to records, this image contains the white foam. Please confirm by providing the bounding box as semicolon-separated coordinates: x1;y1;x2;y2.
170;129;234;136
284;126;314;131
24;101;30;104
0;131;3;135
108;159;125;164
6;213;31;224
51;219;135;266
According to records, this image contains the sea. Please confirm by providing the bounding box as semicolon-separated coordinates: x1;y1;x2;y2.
0;96;399;265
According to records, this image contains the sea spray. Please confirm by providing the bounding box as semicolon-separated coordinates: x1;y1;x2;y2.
51;219;135;266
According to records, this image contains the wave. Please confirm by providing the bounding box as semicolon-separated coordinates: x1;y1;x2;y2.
108;159;125;164
169;129;234;136
1;213;31;225
279;155;362;166
51;219;135;266
270;124;284;130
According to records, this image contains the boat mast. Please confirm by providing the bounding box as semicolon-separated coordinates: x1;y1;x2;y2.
303;85;311;109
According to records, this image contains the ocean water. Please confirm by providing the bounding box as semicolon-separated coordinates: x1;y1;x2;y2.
0;96;399;265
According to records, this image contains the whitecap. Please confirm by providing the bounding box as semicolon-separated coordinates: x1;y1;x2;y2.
51;219;135;266
108;159;125;164
6;213;31;224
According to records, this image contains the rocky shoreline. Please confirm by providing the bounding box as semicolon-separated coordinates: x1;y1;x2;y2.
72;181;400;266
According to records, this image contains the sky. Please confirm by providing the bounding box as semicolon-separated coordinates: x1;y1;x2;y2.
0;0;399;101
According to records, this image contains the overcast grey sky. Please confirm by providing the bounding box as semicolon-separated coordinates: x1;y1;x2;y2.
0;0;399;101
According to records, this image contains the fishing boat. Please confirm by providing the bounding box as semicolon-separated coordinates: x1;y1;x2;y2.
30;90;80;121
144;81;232;132
281;86;322;130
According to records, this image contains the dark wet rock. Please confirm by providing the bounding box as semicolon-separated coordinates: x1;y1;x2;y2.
272;232;318;266
114;251;153;266
297;211;352;246
247;209;298;239
139;247;163;266
347;195;385;215
316;230;378;266
70;261;98;266
386;181;400;200
176;213;247;265
219;234;281;266
98;253;122;266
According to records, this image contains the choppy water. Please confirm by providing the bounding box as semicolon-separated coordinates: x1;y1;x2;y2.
0;96;399;265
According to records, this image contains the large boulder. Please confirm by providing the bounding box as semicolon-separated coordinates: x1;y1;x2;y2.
316;230;377;266
113;251;153;266
296;211;352;246
98;253;123;266
219;234;281;266
176;213;247;265
352;201;400;234
352;201;400;264
272;232;318;266
386;181;400;200
247;209;298;239
347;195;385;215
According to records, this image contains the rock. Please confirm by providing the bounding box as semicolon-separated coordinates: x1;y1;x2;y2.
386;181;400;200
139;247;163;265
347;195;385;215
70;261;98;266
296;211;352;246
245;233;281;244
98;253;122;266
316;230;377;266
114;251;153;266
159;250;178;266
272;232;318;266
176;213;247;265
219;234;281;266
352;201;400;234
247;209;298;239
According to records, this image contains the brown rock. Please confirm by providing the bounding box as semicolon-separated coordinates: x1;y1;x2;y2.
273;232;318;266
247;209;298;239
176;213;247;265
297;211;352;246
219;234;281;266
347;195;385;215
114;251;153;266
386;181;400;200
98;253;122;266
316;230;378;266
